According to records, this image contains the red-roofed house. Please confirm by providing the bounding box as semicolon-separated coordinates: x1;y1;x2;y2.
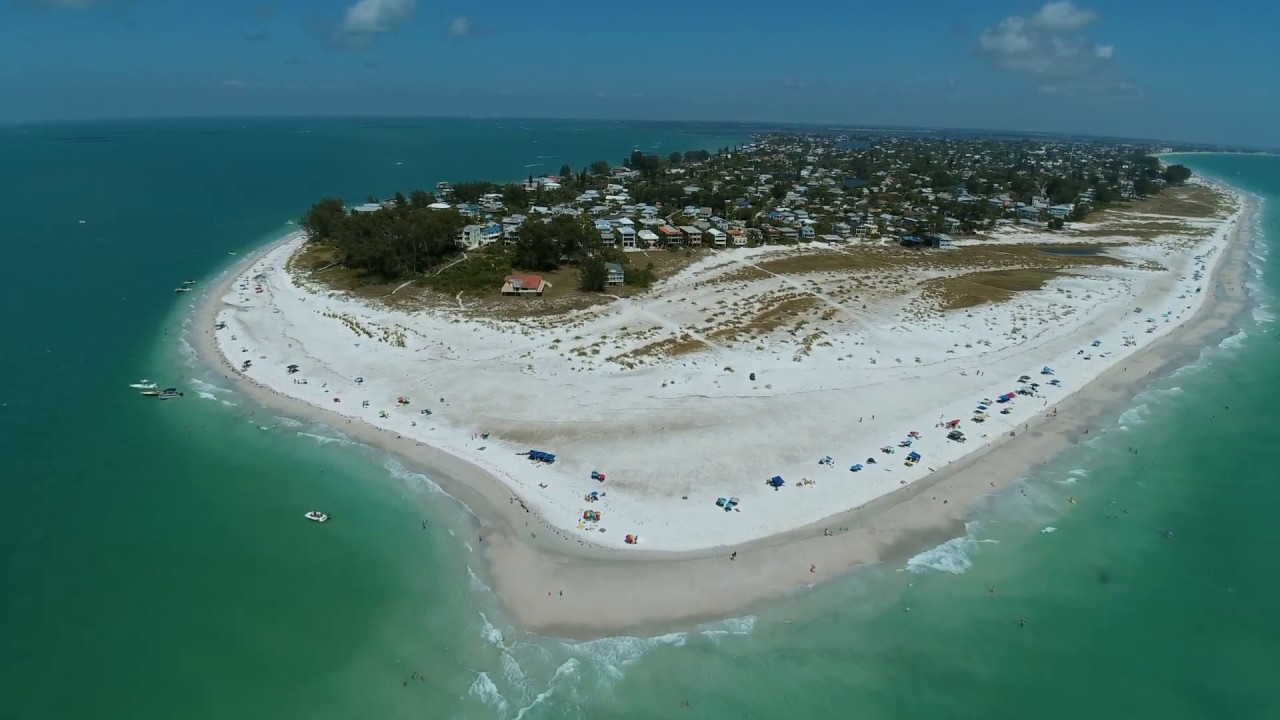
501;273;550;296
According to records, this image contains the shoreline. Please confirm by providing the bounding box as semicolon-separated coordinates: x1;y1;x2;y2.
190;192;1256;639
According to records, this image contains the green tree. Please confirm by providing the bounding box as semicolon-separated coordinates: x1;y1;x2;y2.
628;262;657;288
300;198;346;240
408;190;436;209
1048;217;1065;230
589;160;610;176
577;256;608;292
501;183;529;208
559;164;572;178
668;151;683;165
1162;164;1192;184
451;181;498;203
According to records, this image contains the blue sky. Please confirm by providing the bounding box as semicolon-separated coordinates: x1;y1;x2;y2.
2;0;1275;147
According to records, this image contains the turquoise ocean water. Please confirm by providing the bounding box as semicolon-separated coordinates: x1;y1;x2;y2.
1;124;1277;719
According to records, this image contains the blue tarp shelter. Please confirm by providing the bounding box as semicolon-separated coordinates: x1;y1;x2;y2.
768;476;785;488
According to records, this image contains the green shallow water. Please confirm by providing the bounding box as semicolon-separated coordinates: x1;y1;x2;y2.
1;127;1278;719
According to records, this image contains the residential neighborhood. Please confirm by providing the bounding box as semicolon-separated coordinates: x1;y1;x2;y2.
302;131;1197;305
424;133;1192;255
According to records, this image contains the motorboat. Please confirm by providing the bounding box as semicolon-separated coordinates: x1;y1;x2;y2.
304;511;329;523
157;388;184;399
129;379;157;389
174;287;192;293
182;279;196;286
139;389;162;397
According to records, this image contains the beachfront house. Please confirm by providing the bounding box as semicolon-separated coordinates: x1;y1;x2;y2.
501;273;549;296
637;228;660;248
618;225;637;248
657;225;683;247
727;227;747;246
457;224;486;249
706;227;727;246
605;262;625;286
678;225;703;246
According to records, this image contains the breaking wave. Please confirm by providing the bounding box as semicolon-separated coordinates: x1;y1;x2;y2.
464;611;757;718
295;431;353;446
1117;403;1150;428
904;531;979;575
1218;329;1248;350
384;458;445;495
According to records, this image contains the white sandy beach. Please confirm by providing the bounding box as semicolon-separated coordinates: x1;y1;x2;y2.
206;186;1243;556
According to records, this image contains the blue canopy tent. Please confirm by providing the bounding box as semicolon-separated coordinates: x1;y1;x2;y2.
906;451;922;463
850;464;864;472
768;476;785;488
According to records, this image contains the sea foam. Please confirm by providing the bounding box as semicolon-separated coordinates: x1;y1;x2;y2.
905;533;978;575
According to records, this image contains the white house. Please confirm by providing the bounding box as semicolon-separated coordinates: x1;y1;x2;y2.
637;229;660;248
618;225;637;248
705;227;727;246
352;202;383;213
605;262;625;286
457;224;485;249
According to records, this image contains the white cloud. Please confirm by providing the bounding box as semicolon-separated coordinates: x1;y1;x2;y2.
977;1;1129;96
336;0;414;44
448;16;472;37
1030;1;1096;32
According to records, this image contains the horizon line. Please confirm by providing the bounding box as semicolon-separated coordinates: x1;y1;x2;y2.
2;113;1273;153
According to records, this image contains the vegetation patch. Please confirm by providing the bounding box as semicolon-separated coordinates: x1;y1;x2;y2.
927;269;1064;310
611;333;710;363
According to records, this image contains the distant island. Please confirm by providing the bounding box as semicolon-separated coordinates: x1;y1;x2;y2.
201;132;1246;634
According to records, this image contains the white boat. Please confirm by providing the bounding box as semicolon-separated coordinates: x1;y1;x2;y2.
139;389;162;397
129;379;156;389
304;511;329;523
174;287;192;293
182;279;196;286
157;388;183;399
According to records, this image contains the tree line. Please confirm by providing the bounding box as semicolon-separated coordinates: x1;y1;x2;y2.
300;192;467;280
299;193;655;293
